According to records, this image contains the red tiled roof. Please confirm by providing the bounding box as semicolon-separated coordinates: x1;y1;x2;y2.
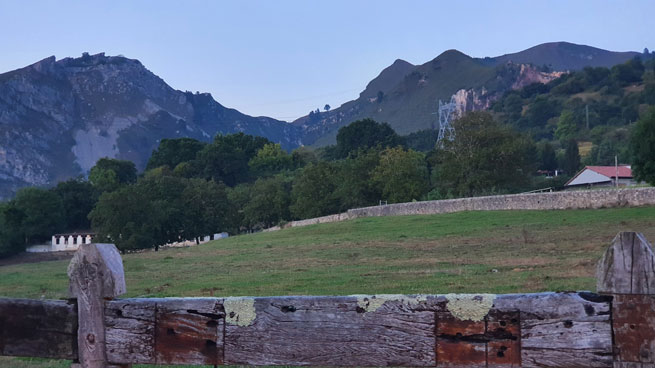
586;166;632;178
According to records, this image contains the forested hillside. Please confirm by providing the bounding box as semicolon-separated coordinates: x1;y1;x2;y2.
492;57;655;168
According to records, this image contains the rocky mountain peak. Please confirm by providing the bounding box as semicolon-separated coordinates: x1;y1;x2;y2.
0;53;301;199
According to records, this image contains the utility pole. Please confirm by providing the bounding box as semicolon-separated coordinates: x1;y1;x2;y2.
585;105;589;130
615;155;619;188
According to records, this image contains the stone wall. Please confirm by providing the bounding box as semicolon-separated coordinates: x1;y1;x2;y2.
268;187;655;231
347;187;655;218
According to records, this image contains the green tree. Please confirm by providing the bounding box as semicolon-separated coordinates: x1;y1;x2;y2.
90;174;187;251
431;112;536;198
248;143;293;176
0;202;26;258
52;179;98;231
290;162;340;219
333;150;381;210
197;133;270;186
537;141;557;171
13;187;65;245
403;129;440;152
561;139;581;176
523;95;560;130
501;93;523;122
335;119;403;158
89;158;137;192
611;58;645;85
291;146;317;168
89;184;156;251
181;179;232;243
146;138;206;171
227;183;253;232
243;176;291;228
555;110;579;141
630;107;655;184
588;127;630;166
372;147;429;203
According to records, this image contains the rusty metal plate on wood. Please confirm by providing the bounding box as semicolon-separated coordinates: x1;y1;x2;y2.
436;310;520;367
155;308;224;365
613;294;655;363
436;313;486;367
487;310;520;368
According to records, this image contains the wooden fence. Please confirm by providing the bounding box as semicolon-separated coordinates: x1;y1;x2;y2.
1;231;654;367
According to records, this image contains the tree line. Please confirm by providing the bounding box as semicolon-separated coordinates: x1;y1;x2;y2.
0;114;568;256
1;58;655;257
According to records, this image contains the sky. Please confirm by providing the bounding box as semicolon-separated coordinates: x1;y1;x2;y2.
1;0;654;121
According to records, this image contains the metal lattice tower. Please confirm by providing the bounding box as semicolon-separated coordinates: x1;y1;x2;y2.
436;96;457;147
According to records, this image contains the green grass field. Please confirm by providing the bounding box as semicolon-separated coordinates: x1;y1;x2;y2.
2;206;655;367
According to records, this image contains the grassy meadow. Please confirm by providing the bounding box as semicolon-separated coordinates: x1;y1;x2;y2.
1;206;655;367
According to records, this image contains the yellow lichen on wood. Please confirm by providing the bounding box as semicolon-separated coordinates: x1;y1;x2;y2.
354;294;427;312
444;293;495;321
224;297;256;326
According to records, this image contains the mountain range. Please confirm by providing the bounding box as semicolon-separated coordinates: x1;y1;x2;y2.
0;41;651;198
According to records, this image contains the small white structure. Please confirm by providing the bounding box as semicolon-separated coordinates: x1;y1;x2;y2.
565;166;636;188
51;232;95;252
203;232;229;242
162;232;229;248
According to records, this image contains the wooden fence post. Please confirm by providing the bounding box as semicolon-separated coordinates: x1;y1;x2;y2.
68;243;126;368
597;232;655;367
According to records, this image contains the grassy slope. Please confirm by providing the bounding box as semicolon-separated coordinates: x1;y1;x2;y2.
3;207;655;300
2;206;655;367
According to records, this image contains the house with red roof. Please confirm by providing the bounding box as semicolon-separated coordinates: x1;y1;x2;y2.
565;165;637;188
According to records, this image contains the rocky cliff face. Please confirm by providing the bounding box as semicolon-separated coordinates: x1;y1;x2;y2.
452;64;563;115
0;53;302;198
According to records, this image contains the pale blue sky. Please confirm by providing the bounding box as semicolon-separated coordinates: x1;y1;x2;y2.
1;0;653;121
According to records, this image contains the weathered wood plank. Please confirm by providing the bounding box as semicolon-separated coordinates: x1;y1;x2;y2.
155;298;224;365
596;232;655;367
68;243;126;368
224;295;436;366
0;298;77;359
105;299;156;365
597;232;655;295
495;292;613;368
0;292;618;367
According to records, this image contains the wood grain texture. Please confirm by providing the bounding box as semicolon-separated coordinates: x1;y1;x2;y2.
0;298;77;359
68;243;126;368
155;298;224;365
597;232;655;295
495;292;613;368
224;296;436;366
105;299;156;365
